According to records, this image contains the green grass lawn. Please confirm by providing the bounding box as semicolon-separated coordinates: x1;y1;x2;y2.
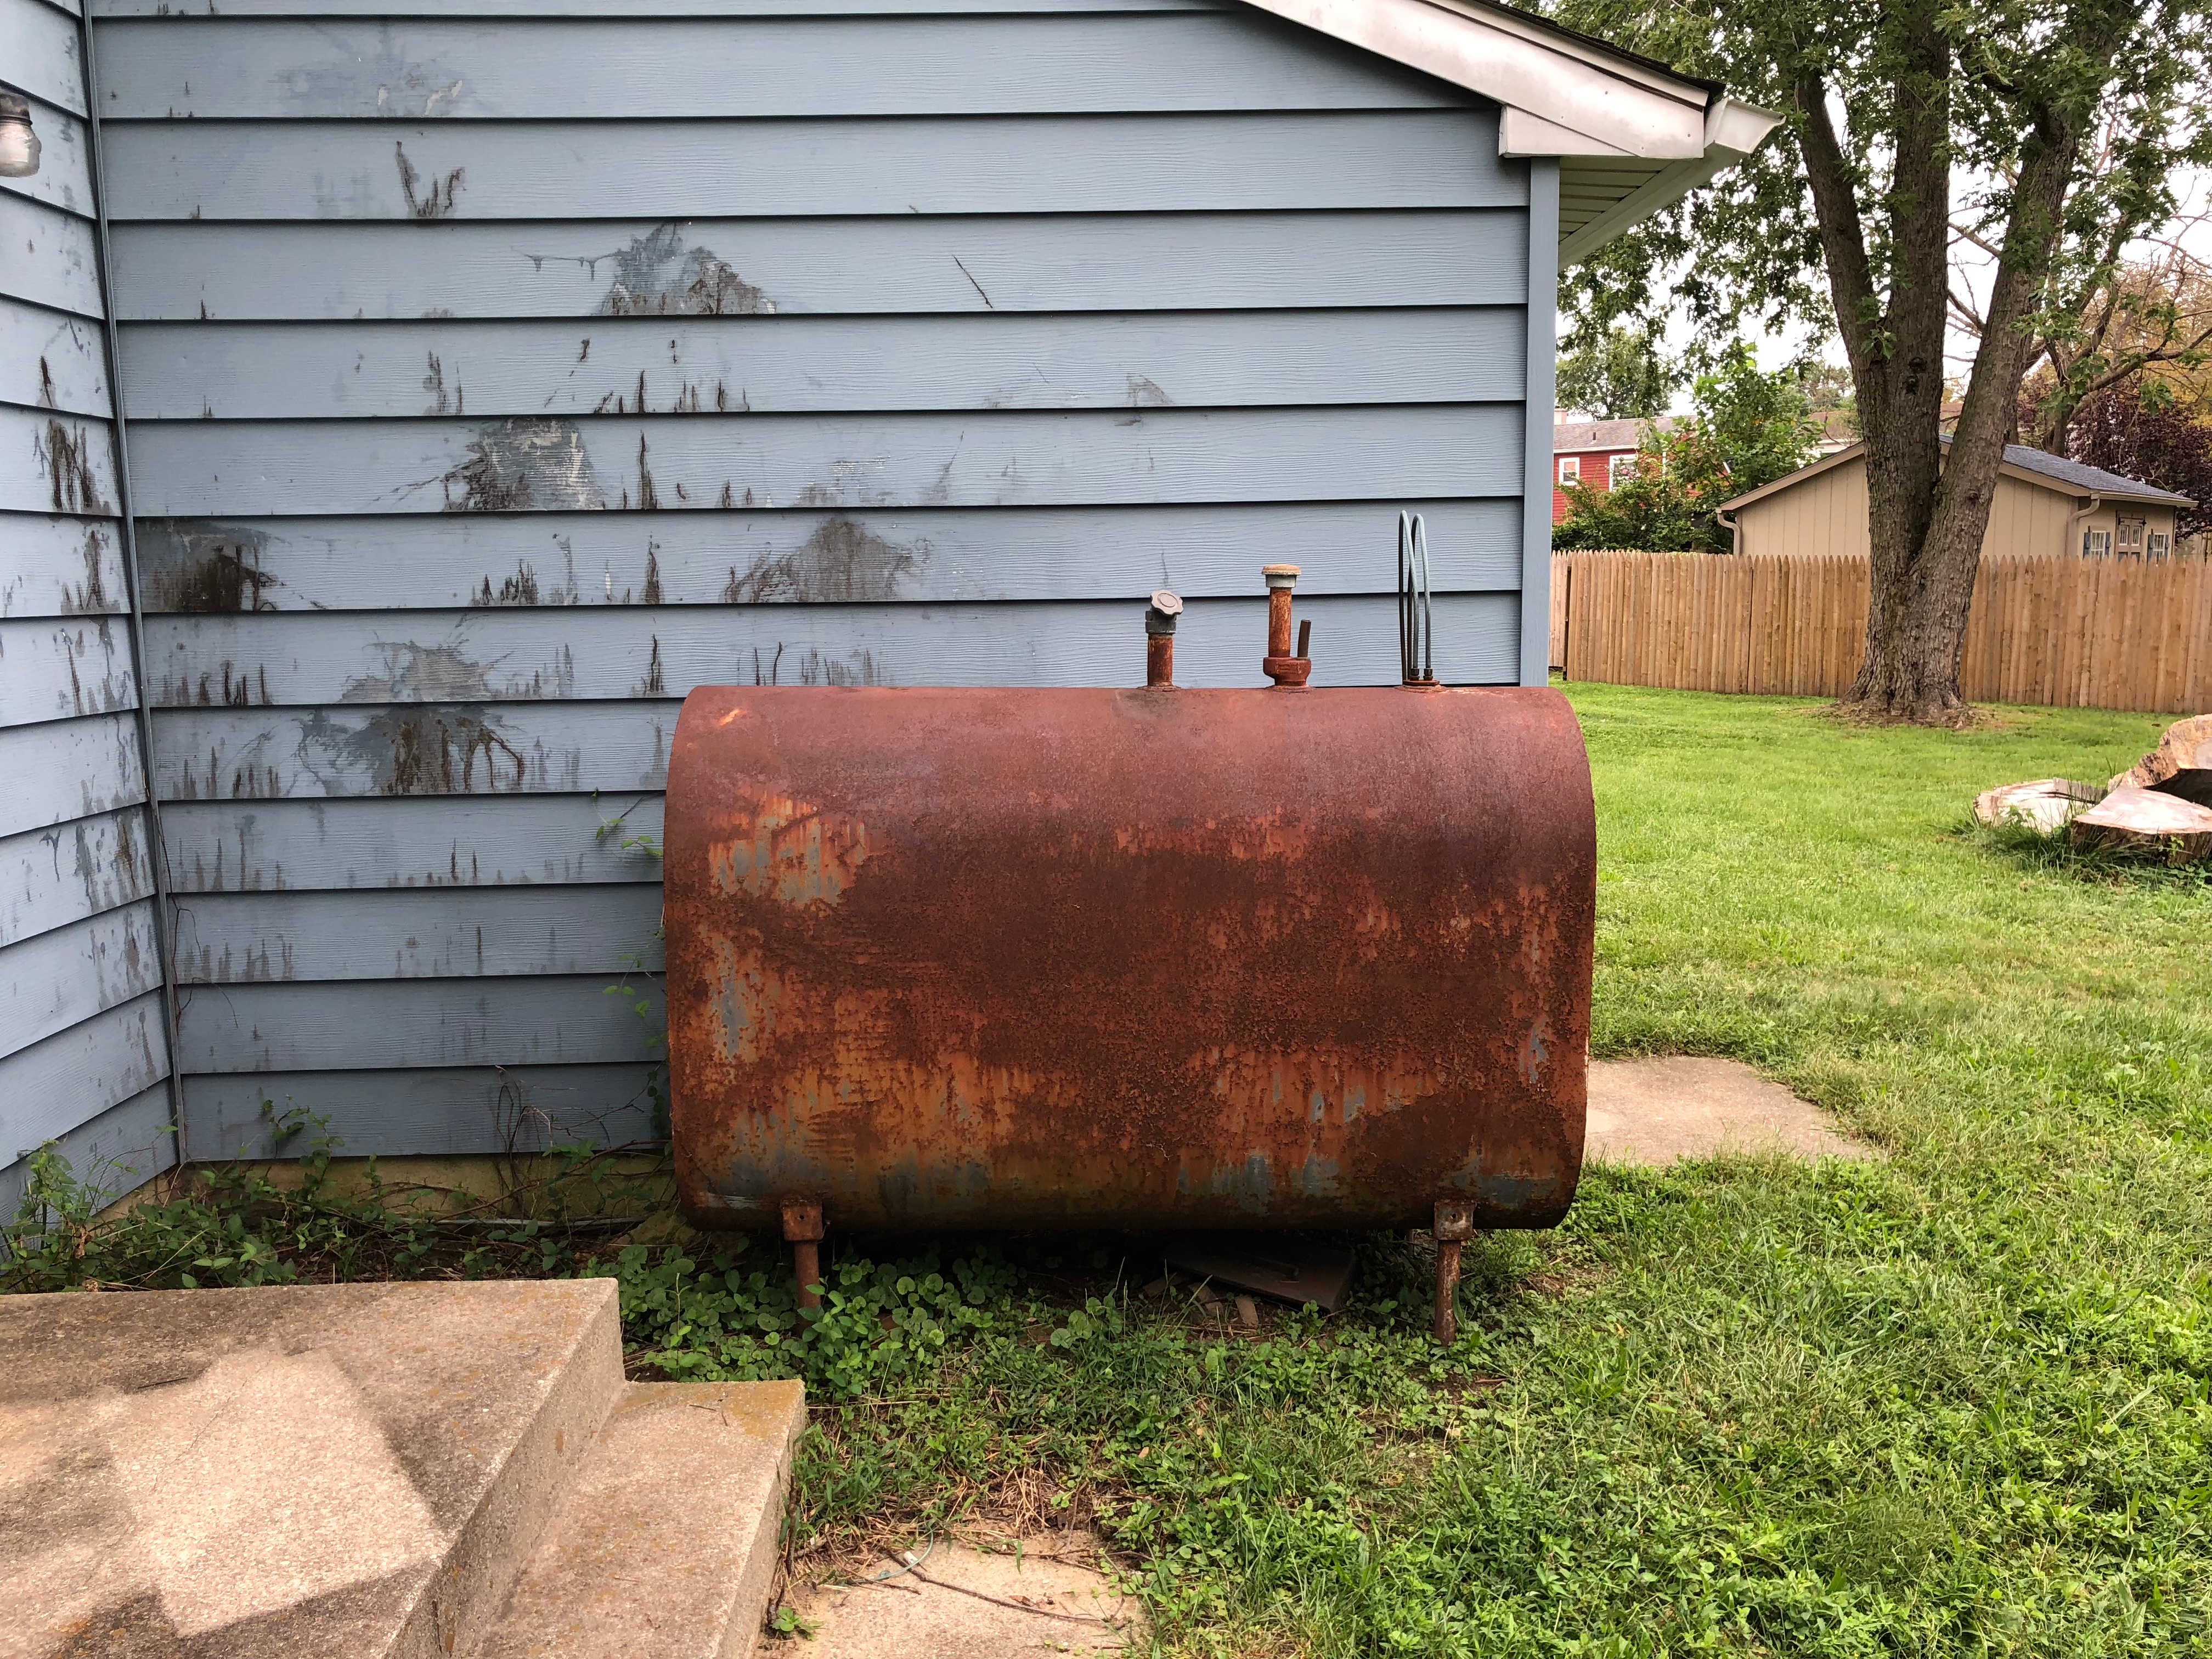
12;686;2208;1655
766;687;2212;1656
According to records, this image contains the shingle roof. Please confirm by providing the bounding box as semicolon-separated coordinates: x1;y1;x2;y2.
1986;441;2194;506
1554;416;1676;453
1720;436;2198;512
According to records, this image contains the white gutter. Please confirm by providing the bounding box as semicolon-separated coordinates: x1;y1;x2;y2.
2067;493;2103;556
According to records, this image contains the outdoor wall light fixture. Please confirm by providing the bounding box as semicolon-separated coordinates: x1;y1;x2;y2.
0;95;40;178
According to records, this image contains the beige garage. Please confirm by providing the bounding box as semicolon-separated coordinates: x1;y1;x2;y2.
1719;440;2192;560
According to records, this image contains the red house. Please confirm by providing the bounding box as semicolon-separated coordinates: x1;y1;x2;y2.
1551;416;1676;522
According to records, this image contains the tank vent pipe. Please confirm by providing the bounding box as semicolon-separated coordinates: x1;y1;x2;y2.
1262;565;1313;687
1398;512;1437;686
1144;589;1183;686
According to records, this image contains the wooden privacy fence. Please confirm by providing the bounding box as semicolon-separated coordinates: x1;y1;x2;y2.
1550;550;2212;713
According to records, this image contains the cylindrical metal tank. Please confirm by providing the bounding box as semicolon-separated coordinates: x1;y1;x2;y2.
664;683;1595;1237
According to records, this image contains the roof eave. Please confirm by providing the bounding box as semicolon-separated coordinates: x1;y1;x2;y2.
1717;443;1864;513
1723;442;2197;513
1993;462;2193;509
1237;0;1777;172
1554;96;1778;264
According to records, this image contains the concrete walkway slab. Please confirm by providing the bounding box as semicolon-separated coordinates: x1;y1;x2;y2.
791;1538;1141;1658
1587;1057;1875;1165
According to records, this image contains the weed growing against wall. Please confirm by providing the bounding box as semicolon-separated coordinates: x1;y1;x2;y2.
1;1109;645;1294
596;804;670;1141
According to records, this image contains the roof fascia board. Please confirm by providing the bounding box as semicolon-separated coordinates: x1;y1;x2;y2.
1502;108;1635;157
1238;0;1709;157
1720;442;2193;514
1557;94;1779;263
1716;442;1864;512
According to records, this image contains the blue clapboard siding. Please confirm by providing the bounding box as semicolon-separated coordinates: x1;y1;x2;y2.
0;516;126;617
0;193;105;318
0;612;137;723
1;0;84;114
111;212;1528;320
95;1;1554;1161
1;305;109;420
104;114;1520;222
143;595;1523;708
94;14;1457;117
0;0;174;1208
94;0;1227;14
0;805;154;944
161;797;665;893
120;311;1526;419
131;503;1525;611
127;408;1525;516
182;1066;658;1162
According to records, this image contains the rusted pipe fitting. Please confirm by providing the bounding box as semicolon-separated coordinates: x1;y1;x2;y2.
781;1196;826;1310
1432;1199;1474;1344
1144;589;1182;688
1262;565;1312;688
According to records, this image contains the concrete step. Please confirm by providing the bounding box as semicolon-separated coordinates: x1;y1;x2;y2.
469;1380;808;1659
3;1278;624;1658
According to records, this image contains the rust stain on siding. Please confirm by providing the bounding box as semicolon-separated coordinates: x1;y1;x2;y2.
142;523;281;614
168;661;271;709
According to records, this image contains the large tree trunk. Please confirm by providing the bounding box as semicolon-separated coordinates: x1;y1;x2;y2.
1793;37;2081;721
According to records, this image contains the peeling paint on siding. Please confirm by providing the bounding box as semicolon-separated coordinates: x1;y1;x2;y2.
300;705;529;797
394;142;464;219
721;517;924;603
61;528;114;616
424;351;464;416
565;223;775;317
433;418;604;512
39;420;109;516
334;635;577;702
736;643;887;687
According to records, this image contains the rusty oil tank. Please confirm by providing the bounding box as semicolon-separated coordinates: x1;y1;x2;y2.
664;566;1595;1328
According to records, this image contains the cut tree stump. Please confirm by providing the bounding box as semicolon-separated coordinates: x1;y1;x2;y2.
1973;777;2104;833
2109;713;2212;809
2069;785;2212;862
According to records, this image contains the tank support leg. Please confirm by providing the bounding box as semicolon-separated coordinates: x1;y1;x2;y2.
781;1197;826;1310
1432;1200;1474;1345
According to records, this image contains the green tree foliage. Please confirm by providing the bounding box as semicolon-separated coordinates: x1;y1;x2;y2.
1555;346;1822;551
1557;323;1680;418
1549;0;2212;719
